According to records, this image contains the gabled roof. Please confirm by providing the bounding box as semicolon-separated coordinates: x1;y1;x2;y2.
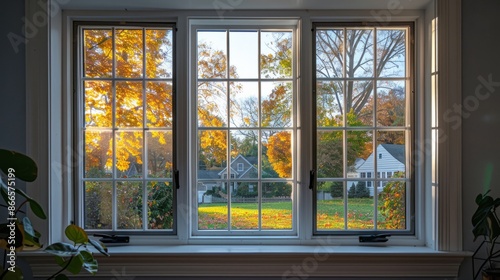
381;144;405;164
198;170;220;180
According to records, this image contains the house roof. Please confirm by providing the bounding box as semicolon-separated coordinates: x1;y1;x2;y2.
198;170;221;180
381;144;405;164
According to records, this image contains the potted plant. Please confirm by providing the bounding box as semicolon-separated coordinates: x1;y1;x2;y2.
0;149;109;279
472;190;500;280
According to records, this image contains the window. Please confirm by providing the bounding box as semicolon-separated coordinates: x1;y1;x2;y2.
76;23;176;233
193;23;296;234
313;23;413;233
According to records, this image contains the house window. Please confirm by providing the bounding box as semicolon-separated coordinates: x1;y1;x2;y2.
193;22;296;234
313;23;412;233
76;23;176;232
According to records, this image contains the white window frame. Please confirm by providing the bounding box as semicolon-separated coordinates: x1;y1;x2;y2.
24;0;465;278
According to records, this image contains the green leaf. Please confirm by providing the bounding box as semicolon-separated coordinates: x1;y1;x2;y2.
80;250;99;274
28;199;47;219
88;238;109;256
65;224;88;244
0;149;38;182
65;253;84;274
0;223;25;250
1;266;24;280
44;242;79;257
0;183;9;204
22;217;35;237
55;274;69;280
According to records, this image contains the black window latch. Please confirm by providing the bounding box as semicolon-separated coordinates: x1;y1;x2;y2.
93;234;130;244
359;233;391;243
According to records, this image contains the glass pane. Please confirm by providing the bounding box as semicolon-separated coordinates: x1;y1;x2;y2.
115;131;143;178
346;80;374;126
84;181;112;229
261;82;292;128
377;29;406;78
84;131;112;178
116;29;143;78
146;29;173;78
262;130;292;179
116;81;143;127
117;181;143;229
231;130;258;179
316;131;343;178
147;131;173;178
378;180;406;229
230;82;258;128
198;182;228;230
346;29;374;78
432;129;437;183
316;28;343;78
198;130;228;174
229;31;258;79
198;82;228;127
431;74;437;127
377;80;406;127
262;182;292;230
85;80;112;127
146;81;173;128
347;190;374;230
147;181;174;229
260;31;293;79
347;130;372;180
231;181;259;230
84;29;112;78
317;81;343;127
198;30;227;79
317;181;344;230
376;131;406;176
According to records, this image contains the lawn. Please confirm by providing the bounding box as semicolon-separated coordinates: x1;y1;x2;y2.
198;198;394;230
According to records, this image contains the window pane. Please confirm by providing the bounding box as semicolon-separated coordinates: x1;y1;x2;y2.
347;187;374;229
147;131;173;178
378;180;406;229
230;31;258;79
198;182;228;230
346;29;374;78
377;80;406;127
147;181;174;229
198;30;227;79
317;181;344;230
261;82;292;128
346;80;374;126
262;130;292;179
347;130;372;179
115;131;143;178
116;81;143;128
198;130;228;173
230;82;258;128
317;131;343;178
317;81;343;127
146;81;173;128
376;132;406;175
85;80;112;127
260;31;293;79
84;29;112;78
198;82;228;127
117;181;143;229
316;28;343;78
231;181;259;230
84;181;112;229
116;29;143;78
84;131;112;178
377;29;406;78
231;130;258;179
146;29;173;78
262;182;293;230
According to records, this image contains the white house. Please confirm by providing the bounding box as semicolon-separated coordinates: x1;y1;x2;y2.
355;144;406;196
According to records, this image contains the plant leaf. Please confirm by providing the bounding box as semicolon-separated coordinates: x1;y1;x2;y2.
1;266;24;280
65;253;84;274
65;224;88;244
0;182;9;204
28;199;47;219
55;274;70;280
80;250;99;274
0;149;38;182
22;217;35;237
88;238;109;256
45;242;79;257
0;223;25;250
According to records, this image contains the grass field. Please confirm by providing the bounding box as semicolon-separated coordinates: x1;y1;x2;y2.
198;198;395;230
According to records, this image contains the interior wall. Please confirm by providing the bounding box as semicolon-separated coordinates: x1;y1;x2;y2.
5;0;500;279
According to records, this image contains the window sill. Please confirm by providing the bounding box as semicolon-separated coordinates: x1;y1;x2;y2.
22;245;469;278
